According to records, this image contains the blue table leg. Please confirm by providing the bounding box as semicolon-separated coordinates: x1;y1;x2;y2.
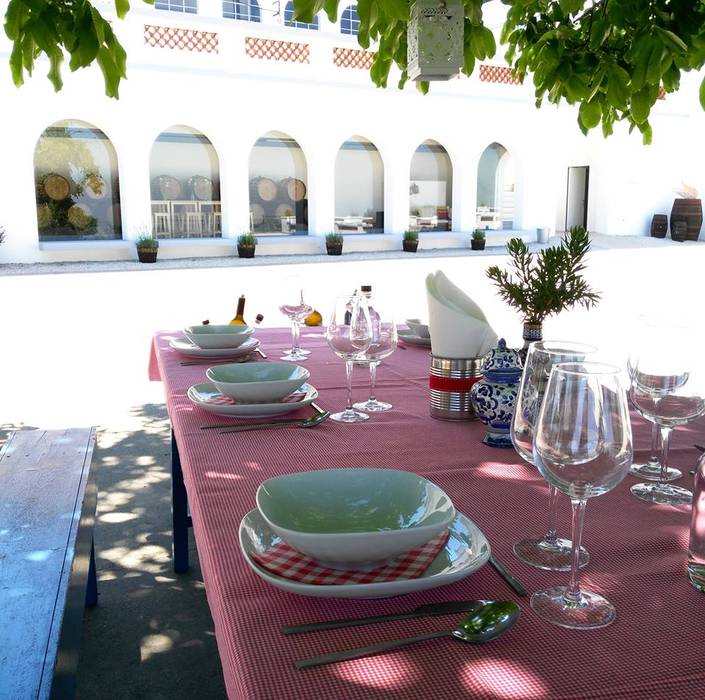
85;539;98;608
172;427;190;573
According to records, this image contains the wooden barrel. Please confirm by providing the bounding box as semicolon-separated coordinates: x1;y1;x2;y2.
36;204;52;228
67;203;92;230
250;177;277;202
650;214;667;238
275;203;295;218
83;173;107;199
43;174;71;201
155;175;182;201
671;220;687;242
250;203;265;226
190;175;213;201
279;177;306;202
670;198;702;241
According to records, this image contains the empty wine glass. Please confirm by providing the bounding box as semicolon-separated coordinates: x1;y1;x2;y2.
531;362;633;629
325;295;372;423
279;276;312;362
353;311;398;412
511;341;596;571
629;326;705;506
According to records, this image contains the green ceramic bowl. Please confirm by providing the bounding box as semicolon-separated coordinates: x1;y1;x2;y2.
206;362;310;403
184;324;254;349
256;469;455;567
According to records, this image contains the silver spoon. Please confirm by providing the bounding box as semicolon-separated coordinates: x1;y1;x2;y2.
218;411;330;433
295;600;520;669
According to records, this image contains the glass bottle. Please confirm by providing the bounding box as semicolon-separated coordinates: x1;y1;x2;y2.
688;452;705;592
229;295;247;325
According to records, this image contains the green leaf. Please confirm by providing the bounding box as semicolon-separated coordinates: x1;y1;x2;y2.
655;27;688;53
9;40;24;86
631;87;651;124
700;75;705;111
47;51;63;91
383;0;409;21
115;0;130;19
416;80;429;95
579;99;601;129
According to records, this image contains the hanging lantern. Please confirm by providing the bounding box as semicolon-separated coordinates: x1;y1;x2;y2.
407;0;464;82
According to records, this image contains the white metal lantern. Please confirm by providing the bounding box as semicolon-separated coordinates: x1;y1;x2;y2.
407;0;464;82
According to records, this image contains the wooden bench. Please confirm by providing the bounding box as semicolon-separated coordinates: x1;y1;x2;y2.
0;428;98;699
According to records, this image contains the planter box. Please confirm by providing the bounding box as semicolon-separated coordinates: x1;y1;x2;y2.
238;245;256;258
403;240;419;253
471;240;486;251
137;248;158;263
326;244;343;256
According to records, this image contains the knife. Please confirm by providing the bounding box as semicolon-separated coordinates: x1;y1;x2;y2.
281;600;487;635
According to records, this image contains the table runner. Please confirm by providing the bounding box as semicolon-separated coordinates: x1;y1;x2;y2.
150;328;705;700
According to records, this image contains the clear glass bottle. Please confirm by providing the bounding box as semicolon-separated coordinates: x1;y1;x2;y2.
688;452;705;592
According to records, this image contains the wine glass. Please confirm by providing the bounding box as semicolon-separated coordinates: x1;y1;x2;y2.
511;341;596;571
353;313;398;412
279;276;312;362
629;330;705;506
325;295;372;423
531;362;633;629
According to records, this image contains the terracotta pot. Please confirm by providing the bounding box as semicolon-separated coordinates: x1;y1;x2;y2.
403;240;418;253
471;239;486;250
237;245;256;258
137;247;158;263
326;244;343;256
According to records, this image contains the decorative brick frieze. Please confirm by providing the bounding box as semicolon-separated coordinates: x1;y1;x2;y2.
333;47;375;70
479;64;521;85
245;37;310;63
144;25;219;53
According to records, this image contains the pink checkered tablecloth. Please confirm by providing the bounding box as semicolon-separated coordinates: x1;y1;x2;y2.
150;328;705;700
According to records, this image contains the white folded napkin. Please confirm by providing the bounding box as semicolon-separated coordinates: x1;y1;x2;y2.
426;271;498;358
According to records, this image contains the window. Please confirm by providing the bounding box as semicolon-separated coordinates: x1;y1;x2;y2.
409;140;453;232
340;5;359;35
223;0;260;21
149;126;222;239
249;131;308;235
155;0;197;13
284;1;319;29
34;120;122;241
476;142;515;230
335;137;384;233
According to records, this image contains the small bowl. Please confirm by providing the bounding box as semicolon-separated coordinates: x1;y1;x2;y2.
256;468;455;568
405;318;430;339
206;362;310;403
184;324;254;349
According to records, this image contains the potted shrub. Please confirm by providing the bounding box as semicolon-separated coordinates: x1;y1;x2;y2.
471;229;486;251
237;232;257;258
136;234;159;263
325;232;344;256
403;230;419;253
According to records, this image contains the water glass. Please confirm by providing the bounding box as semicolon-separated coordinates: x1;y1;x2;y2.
279;276;312;361
353;317;398;412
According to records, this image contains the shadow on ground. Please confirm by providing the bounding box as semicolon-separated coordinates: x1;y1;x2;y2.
1;406;226;700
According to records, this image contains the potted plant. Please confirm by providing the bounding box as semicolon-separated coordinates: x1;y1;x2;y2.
486;226;601;348
325;232;344;256
471;229;486;250
403;230;419;253
237;232;257;258
136;234;159;263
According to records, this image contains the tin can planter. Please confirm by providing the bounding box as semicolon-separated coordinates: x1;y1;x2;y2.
237;245;256;258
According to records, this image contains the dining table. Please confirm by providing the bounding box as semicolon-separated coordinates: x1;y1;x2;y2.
149;327;705;700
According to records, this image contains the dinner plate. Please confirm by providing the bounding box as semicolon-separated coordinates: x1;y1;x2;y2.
239;509;490;599
398;330;432;347
187;382;319;418
169;336;260;358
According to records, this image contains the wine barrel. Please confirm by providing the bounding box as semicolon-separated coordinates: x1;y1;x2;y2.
670;198;703;241
250;177;277;202
671;220;687;242
190;175;213;201
155;175;182;201
83;173;107;199
279;177;306;202
36;204;52;228
67;203;92;230
250;203;265;226
650;214;667;238
275;203;295;218
43;173;70;201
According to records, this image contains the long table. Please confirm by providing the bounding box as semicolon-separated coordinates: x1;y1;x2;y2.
150;328;704;700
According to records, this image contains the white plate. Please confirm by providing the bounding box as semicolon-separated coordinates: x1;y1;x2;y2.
398;330;432;347
239;509;490;599
170;336;260;358
187;382;319;418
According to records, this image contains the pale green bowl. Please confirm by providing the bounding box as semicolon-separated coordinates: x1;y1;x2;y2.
206;362;310;403
256;469;455;567
184;324;254;349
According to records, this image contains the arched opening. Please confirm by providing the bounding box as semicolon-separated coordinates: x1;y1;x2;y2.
409;140;453;232
34;120;122;241
248;131;308;235
149;125;222;238
223;0;260;21
284;1;319;29
340;5;359;35
476;142;515;230
334;136;384;233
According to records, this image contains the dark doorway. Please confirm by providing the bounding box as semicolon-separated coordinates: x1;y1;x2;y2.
566;166;589;230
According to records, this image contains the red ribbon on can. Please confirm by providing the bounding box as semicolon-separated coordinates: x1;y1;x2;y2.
429;375;481;393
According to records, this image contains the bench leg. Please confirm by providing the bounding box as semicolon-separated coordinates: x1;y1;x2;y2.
172;428;190;573
85;539;98;608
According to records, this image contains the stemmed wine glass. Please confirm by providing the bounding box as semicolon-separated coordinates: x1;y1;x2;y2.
511;341;596;571
531;362;633;629
629;328;705;506
325;294;372;423
279;276;312;362
353;313;398;412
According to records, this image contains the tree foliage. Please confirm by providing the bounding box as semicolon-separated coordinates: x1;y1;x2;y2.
4;0;705;140
486;227;600;325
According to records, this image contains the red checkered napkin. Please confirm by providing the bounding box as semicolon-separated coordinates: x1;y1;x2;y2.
250;530;449;585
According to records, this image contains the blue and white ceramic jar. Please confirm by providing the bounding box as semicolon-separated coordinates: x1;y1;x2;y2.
470;339;523;448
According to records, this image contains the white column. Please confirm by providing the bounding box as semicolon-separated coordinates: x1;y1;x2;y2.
307;148;335;235
385;154;410;234
112;131;153;241
452;158;476;233
219;137;251;236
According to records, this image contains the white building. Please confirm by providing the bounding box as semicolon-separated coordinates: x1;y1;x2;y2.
0;0;703;263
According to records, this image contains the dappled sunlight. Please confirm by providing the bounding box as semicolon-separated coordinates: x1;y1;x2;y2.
205;470;244;481
474;460;535;481
99;511;139;524
331;653;422;689
140;632;176;662
100;543;171;574
461;658;548;698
